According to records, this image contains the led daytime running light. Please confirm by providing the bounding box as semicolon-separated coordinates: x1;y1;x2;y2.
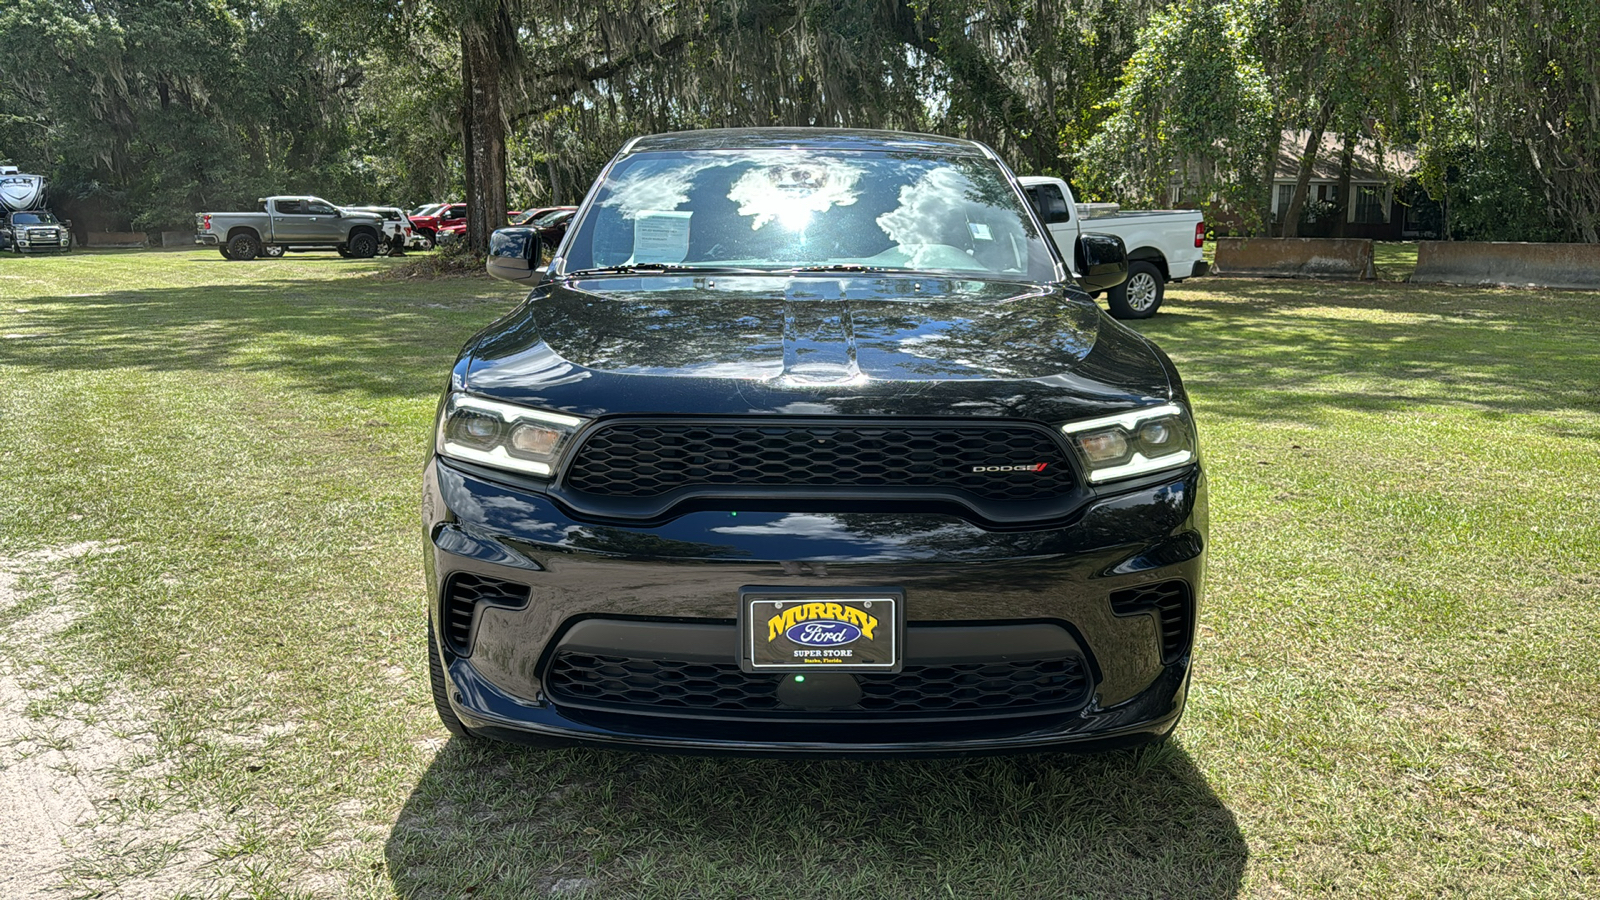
1060;403;1185;435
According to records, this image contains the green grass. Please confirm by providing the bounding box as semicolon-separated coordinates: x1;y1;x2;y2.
1372;240;1420;281
1;251;1597;898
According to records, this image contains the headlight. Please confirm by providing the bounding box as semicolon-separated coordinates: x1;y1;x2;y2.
436;393;586;477
1061;403;1196;484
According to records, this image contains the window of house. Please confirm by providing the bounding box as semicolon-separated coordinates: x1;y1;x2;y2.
1275;184;1295;221
1355;187;1388;224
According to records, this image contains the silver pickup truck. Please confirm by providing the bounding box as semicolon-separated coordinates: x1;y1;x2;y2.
195;196;385;261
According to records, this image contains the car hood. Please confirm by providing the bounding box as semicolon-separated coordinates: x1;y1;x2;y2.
459;275;1175;421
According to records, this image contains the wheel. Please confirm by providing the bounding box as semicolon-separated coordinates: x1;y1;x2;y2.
262;244;285;258
428;622;474;739
219;245;235;260
336;246;353;258
225;232;260;261
347;232;379;259
418;229;436;250
1106;260;1165;319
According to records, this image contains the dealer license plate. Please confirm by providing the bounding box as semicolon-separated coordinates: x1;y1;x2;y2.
739;588;903;673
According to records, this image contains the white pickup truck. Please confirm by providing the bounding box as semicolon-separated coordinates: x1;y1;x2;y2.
1018;176;1207;318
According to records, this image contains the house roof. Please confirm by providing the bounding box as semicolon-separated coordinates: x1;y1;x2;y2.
1276;130;1416;183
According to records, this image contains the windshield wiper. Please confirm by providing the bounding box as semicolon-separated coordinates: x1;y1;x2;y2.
788;264;893;273
568;263;724;275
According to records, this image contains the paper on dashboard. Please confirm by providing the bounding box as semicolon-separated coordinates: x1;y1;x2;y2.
633;210;692;263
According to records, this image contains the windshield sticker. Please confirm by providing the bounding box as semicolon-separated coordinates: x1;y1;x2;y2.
968;222;993;241
632;210;692;263
727;161;863;231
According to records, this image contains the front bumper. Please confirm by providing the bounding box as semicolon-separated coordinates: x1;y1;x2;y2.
423;457;1206;756
13;235;70;253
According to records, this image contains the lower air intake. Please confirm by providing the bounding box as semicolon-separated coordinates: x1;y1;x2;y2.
441;573;529;656
1109;580;1194;663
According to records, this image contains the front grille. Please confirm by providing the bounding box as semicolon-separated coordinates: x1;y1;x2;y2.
440;573;530;656
563;420;1075;501
1110;580;1193;662
545;653;1090;718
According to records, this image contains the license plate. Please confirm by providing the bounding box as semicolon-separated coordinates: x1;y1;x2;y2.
739;588;903;673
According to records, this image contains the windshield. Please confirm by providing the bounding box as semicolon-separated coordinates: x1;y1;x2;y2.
561;149;1058;280
11;212;56;225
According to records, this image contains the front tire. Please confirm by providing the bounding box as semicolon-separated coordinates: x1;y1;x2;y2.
428;622;474;739
225;232;261;261
348;232;379;259
1107;260;1165;319
418;229;436;250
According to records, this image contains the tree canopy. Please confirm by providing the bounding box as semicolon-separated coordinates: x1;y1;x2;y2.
1;0;1593;245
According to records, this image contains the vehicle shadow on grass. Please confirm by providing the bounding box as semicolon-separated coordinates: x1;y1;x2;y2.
385;737;1246;899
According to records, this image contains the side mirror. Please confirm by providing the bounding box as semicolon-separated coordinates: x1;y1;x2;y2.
1074;232;1128;293
486;227;543;284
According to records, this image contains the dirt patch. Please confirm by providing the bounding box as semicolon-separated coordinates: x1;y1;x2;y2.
1;543;115;895
0;541;226;898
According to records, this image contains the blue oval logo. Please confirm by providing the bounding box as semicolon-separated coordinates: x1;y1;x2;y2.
786;620;862;646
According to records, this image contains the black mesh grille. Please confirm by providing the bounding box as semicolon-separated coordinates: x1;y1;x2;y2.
562;420;1074;501
441;573;530;656
1110;580;1193;663
545;653;1089;717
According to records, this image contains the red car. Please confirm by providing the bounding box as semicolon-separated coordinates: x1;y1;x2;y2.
437;207;528;245
408;203;465;249
511;206;579;247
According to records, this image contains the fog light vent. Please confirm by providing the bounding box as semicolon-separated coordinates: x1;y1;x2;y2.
1109;580;1193;663
441;573;529;656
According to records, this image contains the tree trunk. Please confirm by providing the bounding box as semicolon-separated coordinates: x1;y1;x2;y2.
1281;98;1335;238
1334;131;1355;237
1262;117;1284;236
461;16;512;256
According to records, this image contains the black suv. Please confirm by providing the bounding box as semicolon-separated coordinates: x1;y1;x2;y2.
422;129;1206;756
2;209;72;254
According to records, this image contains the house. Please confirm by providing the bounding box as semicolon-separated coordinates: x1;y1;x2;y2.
1271;130;1433;239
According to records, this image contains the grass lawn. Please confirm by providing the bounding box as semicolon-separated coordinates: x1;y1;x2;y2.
1;250;1596;898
